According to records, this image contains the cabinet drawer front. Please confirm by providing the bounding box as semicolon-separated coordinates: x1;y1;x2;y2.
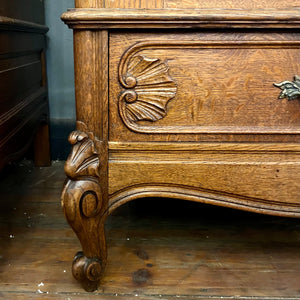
109;32;300;142
108;142;300;216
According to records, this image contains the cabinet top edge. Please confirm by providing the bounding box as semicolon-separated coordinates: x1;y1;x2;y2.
61;8;300;29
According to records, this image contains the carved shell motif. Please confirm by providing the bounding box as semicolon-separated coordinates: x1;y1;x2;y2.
119;55;177;123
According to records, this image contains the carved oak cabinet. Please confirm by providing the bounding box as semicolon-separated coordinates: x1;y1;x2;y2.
61;0;300;291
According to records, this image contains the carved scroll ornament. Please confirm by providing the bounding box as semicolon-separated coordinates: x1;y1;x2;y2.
119;55;177;125
274;75;300;101
61;123;106;291
62;128;103;220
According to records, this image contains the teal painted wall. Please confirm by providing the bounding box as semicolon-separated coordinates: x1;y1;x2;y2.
45;0;76;159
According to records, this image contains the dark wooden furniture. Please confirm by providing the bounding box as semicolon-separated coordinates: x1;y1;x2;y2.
0;0;50;170
61;0;300;291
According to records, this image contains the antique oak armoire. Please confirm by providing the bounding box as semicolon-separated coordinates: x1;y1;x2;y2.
61;0;300;291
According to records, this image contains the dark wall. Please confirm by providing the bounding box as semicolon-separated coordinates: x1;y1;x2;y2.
45;0;76;159
0;0;45;24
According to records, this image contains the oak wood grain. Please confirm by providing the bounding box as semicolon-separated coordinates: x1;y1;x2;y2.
108;143;300;216
109;31;300;142
165;0;300;9
61;2;300;292
75;0;299;9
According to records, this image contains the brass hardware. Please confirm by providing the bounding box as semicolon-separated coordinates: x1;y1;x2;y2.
274;75;300;101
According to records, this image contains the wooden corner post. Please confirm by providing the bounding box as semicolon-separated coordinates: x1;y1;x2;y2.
61;29;109;292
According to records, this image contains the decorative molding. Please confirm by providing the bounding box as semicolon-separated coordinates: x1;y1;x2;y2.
61;8;300;29
108;184;300;218
108;141;300;153
119;55;177;125
117;40;300;134
274;75;300;101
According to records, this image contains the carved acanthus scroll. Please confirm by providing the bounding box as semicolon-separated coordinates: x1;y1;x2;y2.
61;122;106;292
119;55;177;125
62;127;103;221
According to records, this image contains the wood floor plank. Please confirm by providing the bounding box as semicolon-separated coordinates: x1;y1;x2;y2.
0;160;300;299
2;292;299;300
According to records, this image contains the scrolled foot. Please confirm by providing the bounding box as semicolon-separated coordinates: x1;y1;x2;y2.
61;123;108;292
72;251;103;292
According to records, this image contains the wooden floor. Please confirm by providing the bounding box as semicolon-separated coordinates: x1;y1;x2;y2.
0;161;300;300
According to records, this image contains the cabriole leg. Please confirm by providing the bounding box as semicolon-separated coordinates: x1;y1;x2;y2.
61;127;107;291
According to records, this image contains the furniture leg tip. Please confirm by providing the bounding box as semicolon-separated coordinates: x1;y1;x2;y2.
72;251;102;292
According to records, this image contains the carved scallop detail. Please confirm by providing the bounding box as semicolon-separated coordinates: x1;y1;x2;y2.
119;55;177;123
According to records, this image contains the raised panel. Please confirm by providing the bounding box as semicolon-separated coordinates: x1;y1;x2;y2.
109;32;300;141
